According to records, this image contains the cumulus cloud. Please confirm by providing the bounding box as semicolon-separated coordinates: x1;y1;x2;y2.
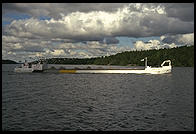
2;35;132;62
133;39;177;51
161;33;194;46
4;3;193;22
3;4;194;42
2;3;126;19
2;3;194;61
50;49;65;56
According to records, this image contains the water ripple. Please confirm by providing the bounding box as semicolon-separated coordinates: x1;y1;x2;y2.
2;65;194;131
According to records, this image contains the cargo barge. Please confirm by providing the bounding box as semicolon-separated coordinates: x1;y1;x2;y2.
14;57;171;74
58;58;172;74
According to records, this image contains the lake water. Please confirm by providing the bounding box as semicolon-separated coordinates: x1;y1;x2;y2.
2;64;194;131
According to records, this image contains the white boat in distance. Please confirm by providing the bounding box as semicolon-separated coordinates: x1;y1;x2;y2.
59;57;172;74
14;60;47;73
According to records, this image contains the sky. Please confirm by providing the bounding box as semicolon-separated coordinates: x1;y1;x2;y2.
2;3;194;62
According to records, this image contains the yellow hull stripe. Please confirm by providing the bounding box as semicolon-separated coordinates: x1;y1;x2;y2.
59;70;76;73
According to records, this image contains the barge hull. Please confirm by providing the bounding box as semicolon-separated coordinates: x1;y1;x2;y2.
59;69;171;74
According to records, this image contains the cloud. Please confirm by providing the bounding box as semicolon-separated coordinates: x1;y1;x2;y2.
50;49;65;56
133;39;177;51
161;33;194;46
2;3;194;61
2;35;23;43
3;3;194;24
164;3;194;22
2;35;133;61
2;3;126;19
104;37;119;44
3;4;194;43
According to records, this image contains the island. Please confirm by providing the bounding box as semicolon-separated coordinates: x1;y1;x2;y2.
3;45;194;67
2;60;18;64
45;45;194;67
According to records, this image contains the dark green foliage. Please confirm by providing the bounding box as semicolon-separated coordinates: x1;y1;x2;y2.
45;45;194;67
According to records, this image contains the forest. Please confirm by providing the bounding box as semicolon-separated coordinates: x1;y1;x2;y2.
45;45;194;67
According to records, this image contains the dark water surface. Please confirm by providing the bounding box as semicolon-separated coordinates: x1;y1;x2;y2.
2;64;194;131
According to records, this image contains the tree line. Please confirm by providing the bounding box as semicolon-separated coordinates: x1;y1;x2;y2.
45;45;194;67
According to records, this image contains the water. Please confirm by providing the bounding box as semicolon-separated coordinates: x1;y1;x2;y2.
2;64;194;131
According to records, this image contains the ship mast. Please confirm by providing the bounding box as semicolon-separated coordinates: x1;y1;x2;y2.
145;57;147;68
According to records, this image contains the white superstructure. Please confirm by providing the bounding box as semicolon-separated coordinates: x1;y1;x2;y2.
14;60;47;73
